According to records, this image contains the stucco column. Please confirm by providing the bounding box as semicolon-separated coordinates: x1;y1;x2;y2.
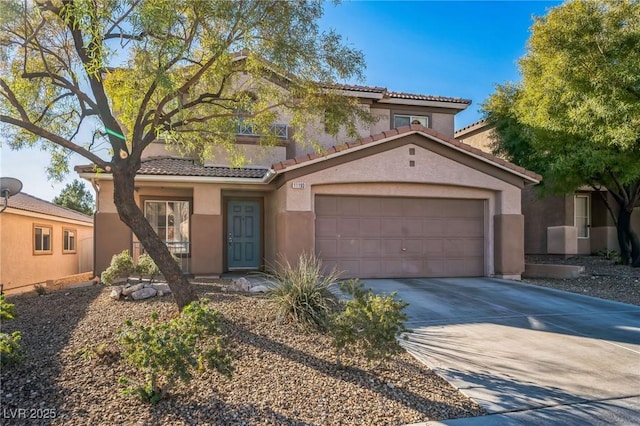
494;214;525;278
191;185;222;275
94;212;132;274
276;211;315;266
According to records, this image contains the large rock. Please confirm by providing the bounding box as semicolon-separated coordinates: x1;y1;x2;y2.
149;283;171;294
122;283;144;296
109;286;123;301
131;287;157;300
249;285;269;293
230;277;250;292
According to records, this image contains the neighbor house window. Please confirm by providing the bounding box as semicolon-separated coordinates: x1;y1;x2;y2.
144;200;190;253
575;194;590;239
34;225;52;254
393;114;428;128
63;228;76;253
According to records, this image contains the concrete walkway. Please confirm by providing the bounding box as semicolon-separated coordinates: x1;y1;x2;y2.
362;278;640;425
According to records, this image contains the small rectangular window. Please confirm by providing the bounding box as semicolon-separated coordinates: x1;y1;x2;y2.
34;225;52;254
63;229;77;253
393;114;428;129
575;195;590;239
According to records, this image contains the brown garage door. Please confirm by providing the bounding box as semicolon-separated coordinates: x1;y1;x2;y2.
315;195;485;278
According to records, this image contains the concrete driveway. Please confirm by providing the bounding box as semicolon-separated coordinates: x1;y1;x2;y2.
362;278;640;424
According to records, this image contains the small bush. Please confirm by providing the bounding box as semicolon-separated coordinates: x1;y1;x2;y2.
118;301;232;404
0;295;24;367
136;253;160;278
1;294;16;320
597;249;621;262
331;280;410;368
101;250;136;285
265;253;341;331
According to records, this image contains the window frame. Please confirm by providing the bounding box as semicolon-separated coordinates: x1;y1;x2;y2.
574;194;590;239
392;113;430;129
142;198;192;255
63;228;77;254
33;224;53;255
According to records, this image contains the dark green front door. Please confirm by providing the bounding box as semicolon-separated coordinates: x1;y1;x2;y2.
227;200;261;270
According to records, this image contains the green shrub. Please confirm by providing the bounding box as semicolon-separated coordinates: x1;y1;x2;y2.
597;249;621;262
265;253;341;331
1;294;16;320
136;253;161;278
101;250;136;285
331;280;410;368
0;295;24;367
118;301;232;404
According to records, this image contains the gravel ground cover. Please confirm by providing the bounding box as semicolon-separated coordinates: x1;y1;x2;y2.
524;255;640;306
1;281;484;426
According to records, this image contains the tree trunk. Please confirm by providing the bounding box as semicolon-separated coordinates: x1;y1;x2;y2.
616;205;640;267
111;162;198;310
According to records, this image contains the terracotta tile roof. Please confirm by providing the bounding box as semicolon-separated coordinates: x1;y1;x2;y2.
454;118;491;136
75;157;269;179
272;124;542;182
1;193;93;223
324;83;471;105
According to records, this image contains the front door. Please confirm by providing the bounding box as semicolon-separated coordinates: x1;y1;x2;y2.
227;200;261;270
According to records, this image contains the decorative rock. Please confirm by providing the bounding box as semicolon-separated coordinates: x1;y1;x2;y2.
249;285;269;293
130;287;157;300
150;283;171;294
122;283;144;296
230;277;250;292
109;286;123;301
157;290;164;297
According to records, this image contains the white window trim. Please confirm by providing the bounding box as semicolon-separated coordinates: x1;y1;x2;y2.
63;228;77;253
34;224;53;254
393;114;429;128
575;194;590;239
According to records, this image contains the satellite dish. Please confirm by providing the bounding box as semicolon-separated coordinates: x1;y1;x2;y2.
0;177;23;197
0;177;23;213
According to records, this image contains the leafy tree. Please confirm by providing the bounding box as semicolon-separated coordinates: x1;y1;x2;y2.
53;179;94;215
0;0;371;309
482;0;640;266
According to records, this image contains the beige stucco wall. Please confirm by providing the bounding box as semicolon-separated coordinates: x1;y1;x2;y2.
457;129;494;153
0;210;93;293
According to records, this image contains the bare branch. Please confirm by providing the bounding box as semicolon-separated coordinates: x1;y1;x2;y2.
0;114;108;168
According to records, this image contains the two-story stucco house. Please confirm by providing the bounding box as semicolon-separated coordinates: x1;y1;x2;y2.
78;82;540;281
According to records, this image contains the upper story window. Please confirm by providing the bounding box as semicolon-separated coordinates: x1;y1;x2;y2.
144;200;190;254
63;228;77;253
393;114;428;128
34;225;52;254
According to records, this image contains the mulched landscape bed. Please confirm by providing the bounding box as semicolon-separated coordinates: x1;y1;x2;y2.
1;282;484;425
525;255;640;306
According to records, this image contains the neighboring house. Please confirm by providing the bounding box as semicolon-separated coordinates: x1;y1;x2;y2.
0;193;93;294
455;119;639;256
78;83;541;281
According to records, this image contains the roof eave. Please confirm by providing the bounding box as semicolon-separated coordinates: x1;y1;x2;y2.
377;98;470;110
77;172;275;185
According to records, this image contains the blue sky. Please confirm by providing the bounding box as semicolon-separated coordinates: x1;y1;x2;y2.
0;0;561;202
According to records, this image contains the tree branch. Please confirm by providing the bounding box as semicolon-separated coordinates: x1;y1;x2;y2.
0;114;108;169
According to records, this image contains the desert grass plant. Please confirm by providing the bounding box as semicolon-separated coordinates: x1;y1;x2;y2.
265;252;341;331
118;301;232;404
0;295;24;367
331;280;410;368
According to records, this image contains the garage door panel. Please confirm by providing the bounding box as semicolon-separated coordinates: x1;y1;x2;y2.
382;219;403;236
361;239;382;256
338;218;360;236
339;239;360;255
360;218;381;236
315;195;485;278
316;239;338;257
